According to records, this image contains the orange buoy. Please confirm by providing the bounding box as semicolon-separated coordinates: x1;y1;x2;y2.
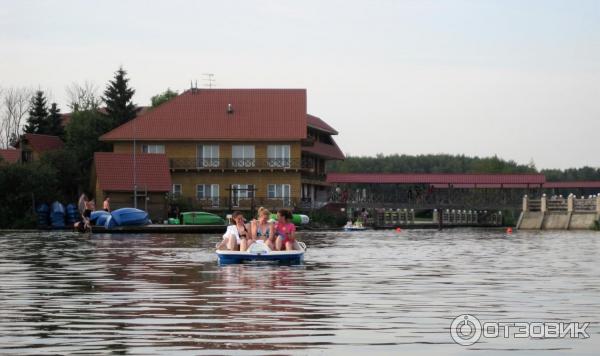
396;227;402;233
506;227;513;234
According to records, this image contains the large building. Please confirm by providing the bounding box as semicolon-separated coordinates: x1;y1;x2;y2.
95;88;344;217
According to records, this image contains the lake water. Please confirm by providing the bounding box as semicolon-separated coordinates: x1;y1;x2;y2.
0;229;598;355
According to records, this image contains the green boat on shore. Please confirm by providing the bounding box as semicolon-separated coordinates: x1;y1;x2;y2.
180;212;226;225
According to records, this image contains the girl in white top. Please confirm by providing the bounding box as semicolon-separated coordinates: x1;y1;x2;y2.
218;211;251;251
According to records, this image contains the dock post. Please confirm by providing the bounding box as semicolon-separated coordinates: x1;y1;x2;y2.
541;194;547;213
522;195;528;212
539;194;547;230
566;193;574;230
432;209;438;223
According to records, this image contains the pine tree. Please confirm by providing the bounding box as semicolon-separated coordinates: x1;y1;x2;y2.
47;103;64;137
24;90;49;134
103;67;136;127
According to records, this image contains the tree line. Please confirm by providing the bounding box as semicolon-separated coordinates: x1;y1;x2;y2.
327;154;600;181
0;67;179;228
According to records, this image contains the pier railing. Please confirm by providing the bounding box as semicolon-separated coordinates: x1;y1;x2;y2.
374;208;503;227
522;194;600;213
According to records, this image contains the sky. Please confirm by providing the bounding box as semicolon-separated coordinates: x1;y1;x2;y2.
1;0;599;169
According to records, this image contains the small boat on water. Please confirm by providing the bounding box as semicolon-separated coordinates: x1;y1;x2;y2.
216;241;306;264
344;226;368;231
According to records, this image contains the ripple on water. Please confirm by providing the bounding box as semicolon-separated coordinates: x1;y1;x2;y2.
0;229;599;355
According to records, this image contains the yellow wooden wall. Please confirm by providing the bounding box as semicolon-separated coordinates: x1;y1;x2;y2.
110;140;302;201
171;171;301;199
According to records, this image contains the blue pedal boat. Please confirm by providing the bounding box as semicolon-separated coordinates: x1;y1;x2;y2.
216;241;306;265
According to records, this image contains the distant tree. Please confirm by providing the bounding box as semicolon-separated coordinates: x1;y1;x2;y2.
0;87;31;148
151;88;178;108
40;148;80;200
541;166;600;181
327;154;536;174
66;81;102;112
64;110;113;187
24;90;49;134
103;67;136;127
47;103;64;137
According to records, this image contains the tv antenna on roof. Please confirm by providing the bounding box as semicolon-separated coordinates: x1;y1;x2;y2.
190;80;199;93
203;73;215;89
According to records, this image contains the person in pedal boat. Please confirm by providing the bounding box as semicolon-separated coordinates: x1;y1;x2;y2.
250;207;275;250
218;211;251;251
274;209;296;251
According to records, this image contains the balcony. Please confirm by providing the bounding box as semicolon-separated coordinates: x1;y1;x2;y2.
169;196;301;211
169;157;302;171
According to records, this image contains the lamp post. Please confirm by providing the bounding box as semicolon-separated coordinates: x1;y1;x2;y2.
133;116;137;209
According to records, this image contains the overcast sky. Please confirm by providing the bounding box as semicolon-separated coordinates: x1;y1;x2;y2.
1;0;599;169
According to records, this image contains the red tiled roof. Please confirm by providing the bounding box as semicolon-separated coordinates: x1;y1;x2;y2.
302;140;345;160
94;152;172;192
18;134;64;152
307;114;338;135
101;89;307;141
0;149;20;163
326;173;546;185
431;183;533;189
543;181;600;188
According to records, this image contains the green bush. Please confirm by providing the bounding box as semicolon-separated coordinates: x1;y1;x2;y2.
0;161;61;228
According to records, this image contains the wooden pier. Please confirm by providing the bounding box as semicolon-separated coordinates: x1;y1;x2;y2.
91;224;227;234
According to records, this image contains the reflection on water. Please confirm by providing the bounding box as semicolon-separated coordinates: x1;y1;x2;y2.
0;229;598;355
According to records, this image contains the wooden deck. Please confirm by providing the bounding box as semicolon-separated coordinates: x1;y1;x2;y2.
91;224;227;234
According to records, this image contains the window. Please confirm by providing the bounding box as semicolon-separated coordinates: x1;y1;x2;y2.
197;184;220;207
267;145;291;168
232;145;255;168
172;184;182;197
197;144;219;168
142;144;165;154
268;184;291;206
231;184;255;206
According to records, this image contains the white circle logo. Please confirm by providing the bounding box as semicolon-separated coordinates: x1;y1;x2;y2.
450;314;482;346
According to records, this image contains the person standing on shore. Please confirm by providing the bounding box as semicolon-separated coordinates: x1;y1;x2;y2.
103;196;111;212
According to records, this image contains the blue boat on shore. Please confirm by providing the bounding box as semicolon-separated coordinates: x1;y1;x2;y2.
90;210;111;226
50;201;66;229
104;208;150;229
216;241;306;265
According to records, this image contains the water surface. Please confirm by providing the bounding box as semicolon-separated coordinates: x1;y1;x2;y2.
0;229;598;355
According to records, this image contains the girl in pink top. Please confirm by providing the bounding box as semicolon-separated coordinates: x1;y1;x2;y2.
274;209;296;251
